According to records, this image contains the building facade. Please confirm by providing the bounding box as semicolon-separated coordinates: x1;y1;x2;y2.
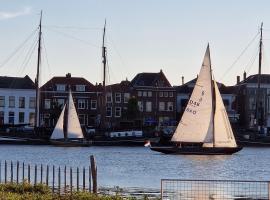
0;76;36;126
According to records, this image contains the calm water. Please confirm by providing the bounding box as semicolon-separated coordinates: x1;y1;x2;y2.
0;146;269;189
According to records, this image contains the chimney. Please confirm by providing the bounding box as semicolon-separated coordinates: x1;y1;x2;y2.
243;71;247;81
181;76;184;85
66;73;71;78
237;75;240;84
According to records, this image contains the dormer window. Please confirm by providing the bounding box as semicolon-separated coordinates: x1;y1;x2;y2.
76;85;86;92
56;84;66;91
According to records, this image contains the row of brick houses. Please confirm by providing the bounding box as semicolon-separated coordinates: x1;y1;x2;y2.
2;70;270;130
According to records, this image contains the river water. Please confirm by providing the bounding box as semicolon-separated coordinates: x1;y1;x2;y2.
0;146;269;189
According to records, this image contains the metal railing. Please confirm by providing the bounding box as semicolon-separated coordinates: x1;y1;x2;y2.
161;179;270;200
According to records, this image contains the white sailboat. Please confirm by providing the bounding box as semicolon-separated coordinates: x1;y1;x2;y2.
50;90;91;147
151;45;242;155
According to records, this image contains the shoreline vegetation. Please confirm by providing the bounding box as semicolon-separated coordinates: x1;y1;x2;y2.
0;182;159;200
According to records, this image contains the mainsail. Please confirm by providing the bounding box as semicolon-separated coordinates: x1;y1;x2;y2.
50;104;66;139
67;91;84;139
213;80;237;147
171;45;213;143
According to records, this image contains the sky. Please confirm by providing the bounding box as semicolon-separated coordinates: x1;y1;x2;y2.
1;0;270;86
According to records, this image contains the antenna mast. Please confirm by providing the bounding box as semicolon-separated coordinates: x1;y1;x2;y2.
35;10;42;129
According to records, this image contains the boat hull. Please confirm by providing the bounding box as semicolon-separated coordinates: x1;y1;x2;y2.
150;146;243;155
50;140;91;147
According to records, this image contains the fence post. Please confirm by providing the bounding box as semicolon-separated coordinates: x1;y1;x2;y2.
16;161;19;184
89;166;91;192
0;161;1;183
83;167;85;191
34;164;37;185
22;162;25;182
4;160;7;184
11;161;13;183
70;167;73;194
41;164;43;184
90;155;97;193
58;166;61;194
64;165;66;192
77;167;79;191
52;165;55;193
28;164;30;183
46;165;49;186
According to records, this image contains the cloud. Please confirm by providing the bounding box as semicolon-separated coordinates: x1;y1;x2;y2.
0;7;32;20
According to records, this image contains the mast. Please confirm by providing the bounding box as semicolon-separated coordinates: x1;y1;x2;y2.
208;44;216;147
35;10;42;129
255;22;263;128
101;20;107;129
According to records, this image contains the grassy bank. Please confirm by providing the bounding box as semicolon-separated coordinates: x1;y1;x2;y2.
0;182;135;200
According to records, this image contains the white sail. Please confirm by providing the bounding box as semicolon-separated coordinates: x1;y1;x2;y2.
213;80;237;147
171;45;213;143
50;104;66;139
67;91;84;139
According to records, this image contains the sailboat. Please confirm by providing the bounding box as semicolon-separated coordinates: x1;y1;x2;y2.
150;45;242;155
50;89;91;147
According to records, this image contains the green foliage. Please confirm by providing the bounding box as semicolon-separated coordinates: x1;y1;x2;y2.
126;97;140;120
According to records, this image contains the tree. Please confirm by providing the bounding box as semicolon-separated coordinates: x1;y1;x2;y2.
126;97;140;120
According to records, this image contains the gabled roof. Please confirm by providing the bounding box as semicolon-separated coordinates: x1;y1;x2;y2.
238;74;270;85
131;70;172;87
0;75;35;89
106;80;131;92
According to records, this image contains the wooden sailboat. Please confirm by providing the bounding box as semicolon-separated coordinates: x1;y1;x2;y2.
50;89;91;147
151;45;242;155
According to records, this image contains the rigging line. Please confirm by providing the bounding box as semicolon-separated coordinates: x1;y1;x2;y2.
219;32;260;81
245;46;259;75
0;28;39;69
44;25;102;30
44;27;99;48
41;35;52;84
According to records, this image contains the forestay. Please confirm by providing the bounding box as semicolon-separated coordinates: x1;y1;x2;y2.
171;45;213;143
50;104;66;139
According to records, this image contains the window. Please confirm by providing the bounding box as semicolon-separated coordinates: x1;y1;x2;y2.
124;93;130;103
106;93;112;103
29;97;36;109
19;112;25;123
0;111;4;125
138;91;142;97
8;112;14;124
115;107;121;117
19;97;25;108
56;84;66;91
0;96;4;107
9;96;15;108
167;102;173;111
148;91;152;97
29;113;35;126
169;92;174;97
159;92;163;97
146;101;152;112
143;91;147;97
57;99;65;108
76;85;85;92
159;102;165;111
106;107;112;117
249;97;255;110
44;99;51;109
138;101;143;112
91;100;97;110
78;114;85;125
115;93;121;103
78;99;86;109
164;92;168;97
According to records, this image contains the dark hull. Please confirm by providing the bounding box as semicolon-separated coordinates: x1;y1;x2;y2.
50;140;92;147
150;146;243;155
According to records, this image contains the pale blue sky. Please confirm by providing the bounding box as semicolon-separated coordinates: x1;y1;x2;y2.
1;0;270;86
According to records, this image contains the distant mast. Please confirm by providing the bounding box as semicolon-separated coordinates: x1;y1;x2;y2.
35;10;42;129
255;22;263;128
101;20;107;129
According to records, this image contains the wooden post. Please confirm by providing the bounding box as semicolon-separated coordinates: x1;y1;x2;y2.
34;164;37;185
52;165;55;193
0;161;1;183
89;166;91;192
77;167;79;191
46;165;49;186
28;164;31;183
40;164;43;184
70;167;73;194
64;165;66;192
83;167;85;191
58;167;61;194
90;155;97;193
4;160;7;183
16;161;19;184
22;162;25;182
11;161;13;183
